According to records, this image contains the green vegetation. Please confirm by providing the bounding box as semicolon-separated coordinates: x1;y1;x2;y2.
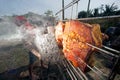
78;3;120;32
0;44;29;73
78;3;120;18
44;10;54;17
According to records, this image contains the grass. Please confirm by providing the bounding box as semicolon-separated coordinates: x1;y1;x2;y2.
0;44;29;73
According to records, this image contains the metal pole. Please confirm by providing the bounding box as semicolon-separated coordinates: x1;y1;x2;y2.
87;0;91;17
62;0;64;20
56;0;80;15
58;15;120;21
107;54;120;80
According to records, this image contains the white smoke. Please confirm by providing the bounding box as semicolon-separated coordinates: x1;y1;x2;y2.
20;25;60;65
33;28;61;65
0;16;61;65
0;14;61;65
0;21;23;41
0;12;55;42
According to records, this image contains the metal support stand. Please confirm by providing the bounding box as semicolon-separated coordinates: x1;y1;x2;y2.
62;0;64;20
107;54;120;80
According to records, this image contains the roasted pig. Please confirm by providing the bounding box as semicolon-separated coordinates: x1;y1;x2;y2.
55;20;103;72
55;21;65;47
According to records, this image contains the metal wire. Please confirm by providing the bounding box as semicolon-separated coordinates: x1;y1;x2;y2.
55;0;80;15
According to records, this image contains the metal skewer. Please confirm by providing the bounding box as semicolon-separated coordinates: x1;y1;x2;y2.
77;57;105;80
102;45;120;54
65;59;85;80
86;43;118;57
93;66;108;76
62;60;77;80
56;64;67;80
77;68;88;80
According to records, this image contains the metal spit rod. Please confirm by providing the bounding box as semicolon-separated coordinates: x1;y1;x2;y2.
66;68;75;80
102;45;120;54
97;51;115;61
62;59;77;80
71;40;118;57
56;64;67;80
77;57;105;80
77;68;88;80
63;55;108;80
58;43;118;80
65;59;88;80
64;59;84;80
60;41;119;80
63;60;78;80
86;43;118;57
93;66;108;77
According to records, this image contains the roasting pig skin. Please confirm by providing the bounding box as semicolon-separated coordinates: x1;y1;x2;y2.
62;20;94;72
55;21;65;47
91;24;102;48
55;20;103;72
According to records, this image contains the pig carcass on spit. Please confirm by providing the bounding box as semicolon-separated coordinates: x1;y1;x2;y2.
55;20;103;72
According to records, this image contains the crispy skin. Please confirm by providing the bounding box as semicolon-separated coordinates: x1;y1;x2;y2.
55;21;103;72
91;24;102;47
55;22;65;47
62;20;94;72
